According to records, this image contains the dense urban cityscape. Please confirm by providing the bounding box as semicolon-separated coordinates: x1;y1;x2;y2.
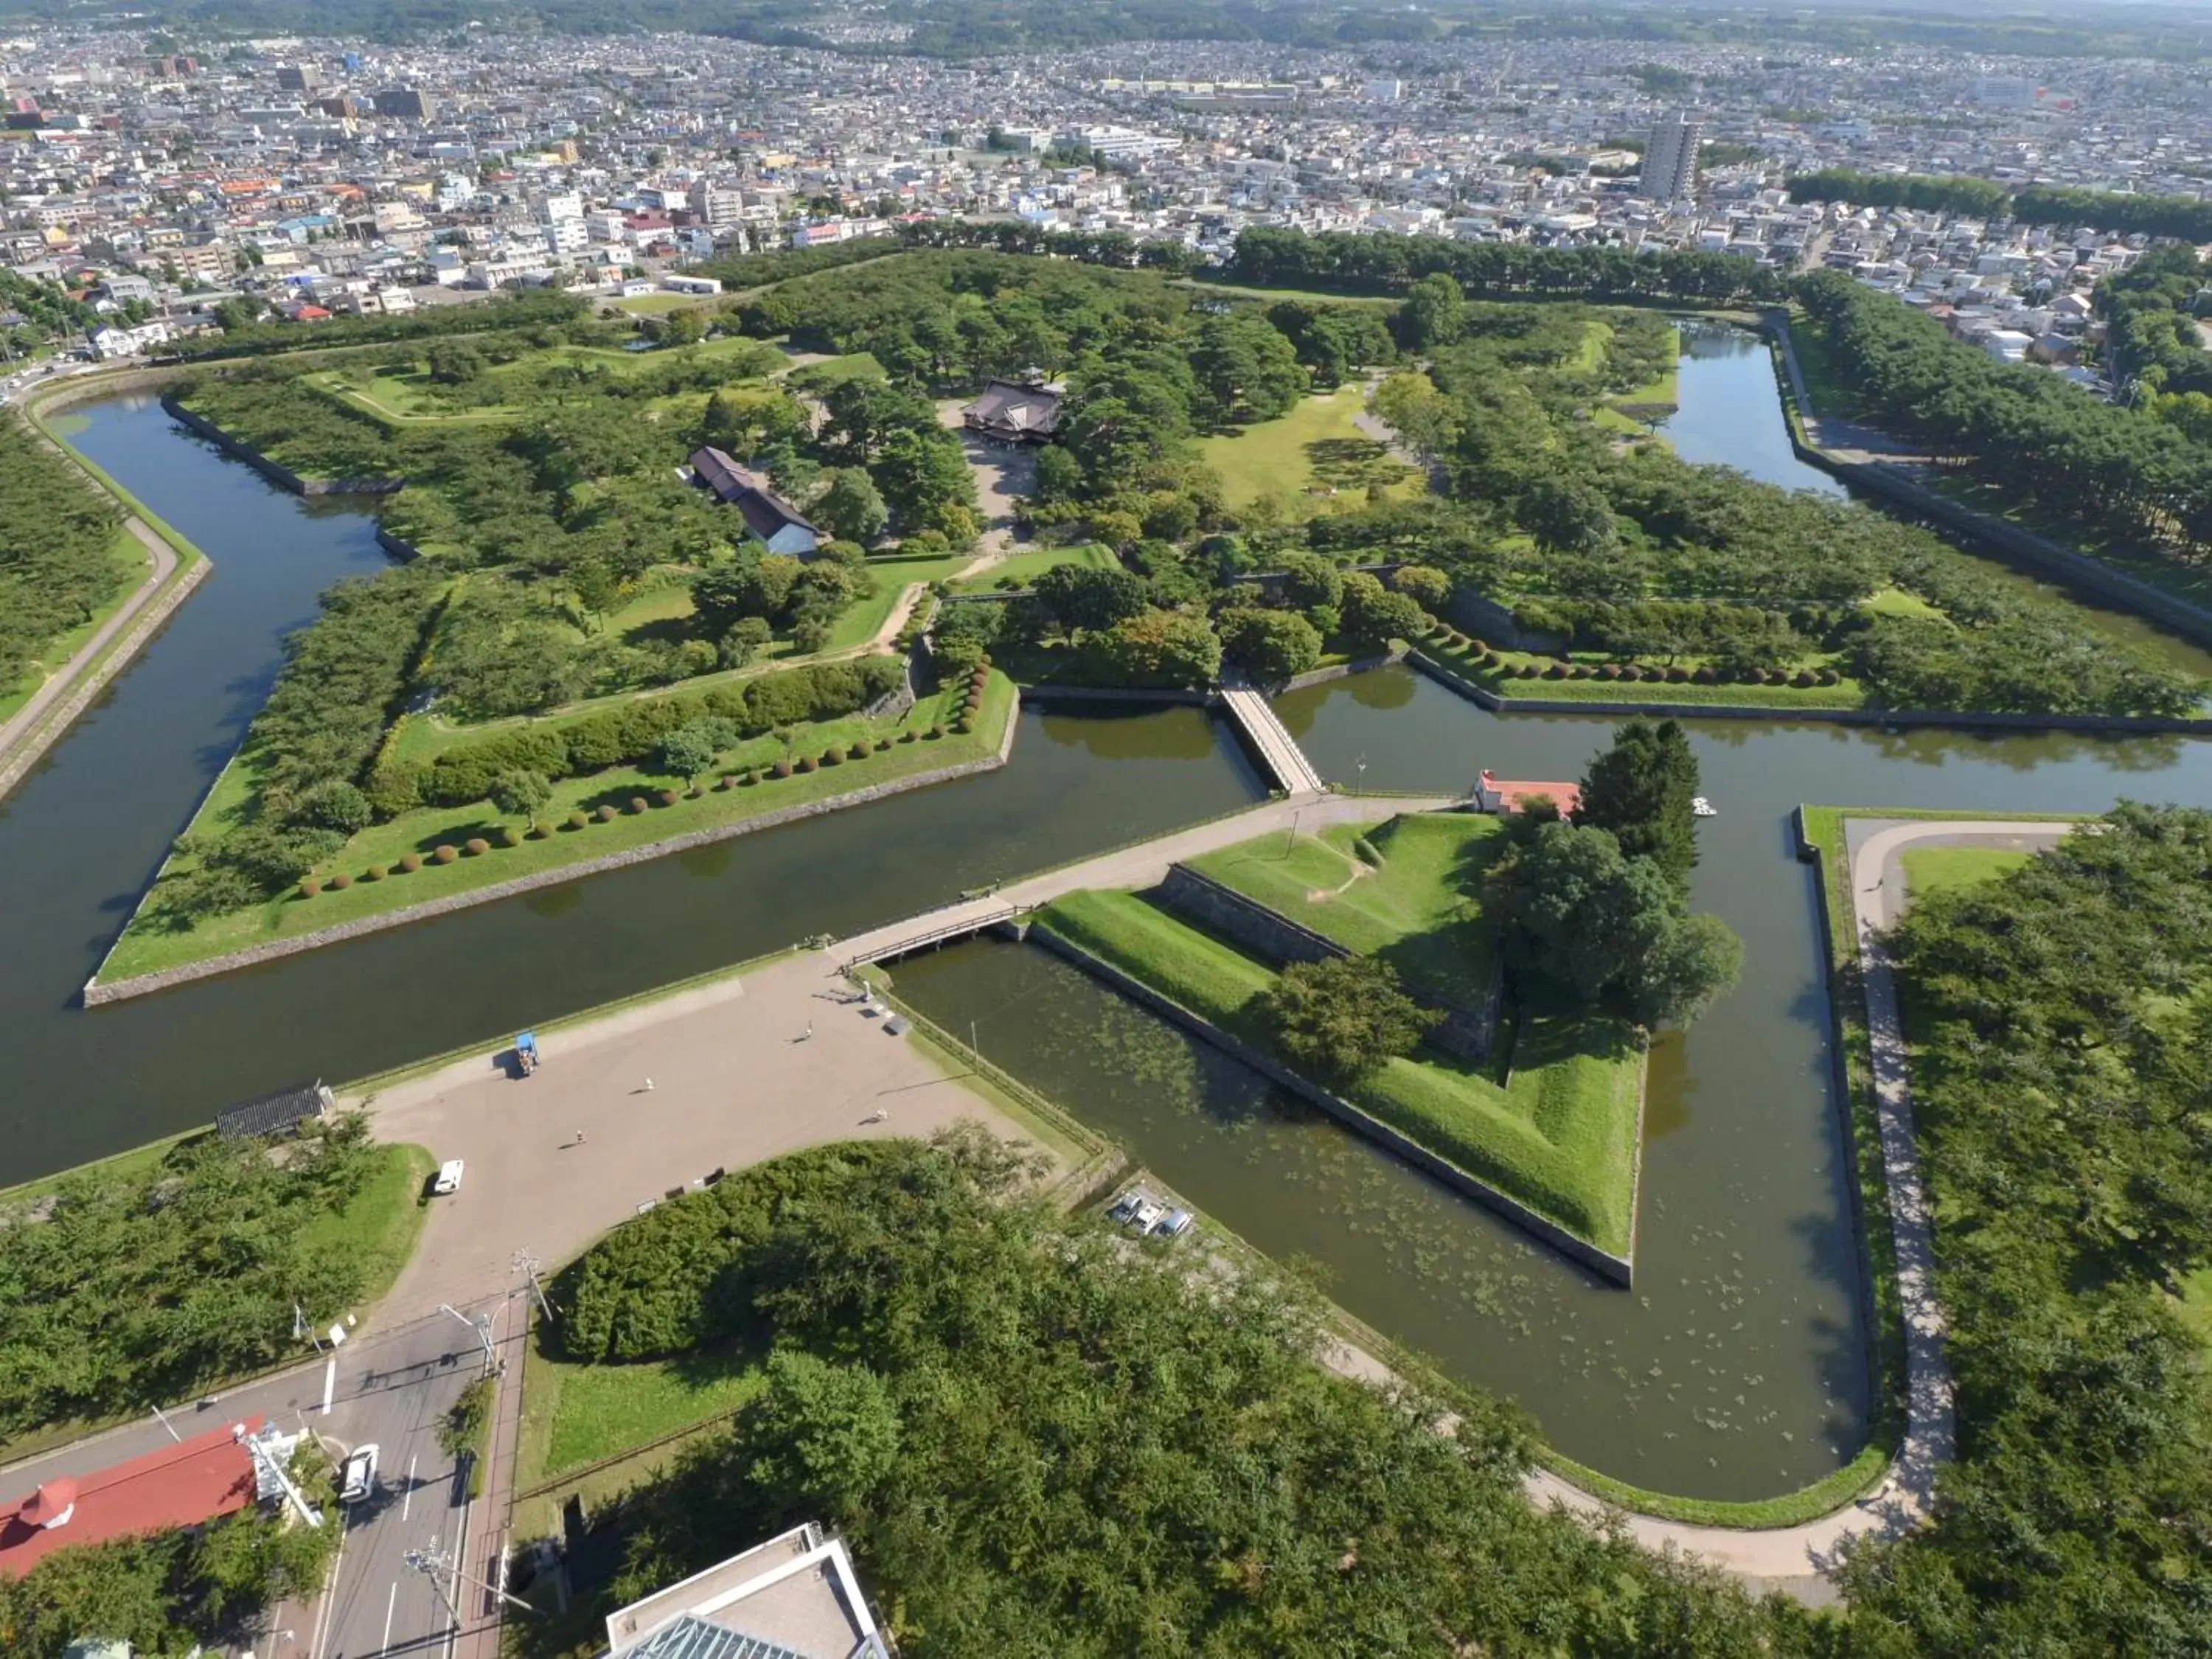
3;21;2210;378
1;4;2211;1659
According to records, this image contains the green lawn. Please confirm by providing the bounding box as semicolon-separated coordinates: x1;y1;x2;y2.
1863;585;1949;622
613;292;714;314
1899;846;2032;899
1419;636;1866;710
1199;386;1420;516
1033;888;1643;1256
298;1143;441;1304
2180;1268;2212;1352
520;1342;765;1486
950;542;1116;593
100;673;1015;982
1185;814;1506;1001
0;528;153;725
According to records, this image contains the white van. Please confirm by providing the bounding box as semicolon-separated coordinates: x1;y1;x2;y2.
433;1158;465;1195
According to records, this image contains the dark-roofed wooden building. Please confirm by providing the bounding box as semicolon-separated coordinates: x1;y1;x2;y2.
215;1079;334;1139
961;379;1063;443
686;446;821;557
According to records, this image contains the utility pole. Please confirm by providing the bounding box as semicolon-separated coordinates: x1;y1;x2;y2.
407;1536;537;1618
237;1423;322;1529
514;1251;553;1322
439;1303;497;1374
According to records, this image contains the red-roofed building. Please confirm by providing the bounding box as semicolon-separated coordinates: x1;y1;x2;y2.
1473;769;1581;818
0;1417;265;1577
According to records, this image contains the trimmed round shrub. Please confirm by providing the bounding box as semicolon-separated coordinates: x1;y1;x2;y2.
927;724;947;740
398;852;422;872
568;811;589;830
329;872;353;890
658;789;681;806
1470;639;1488;655
1692;666;1718;684
796;754;818;773
299;877;322;898
597;804;617;822
713;775;733;792
773;759;793;779
897;729;917;743
873;737;891;752
365;864;388;882
1664;665;1688;684
821;748;844;767
628;797;649;814
532;820;554;839
739;768;759;787
1597;663;1619;680
1543;663;1567;680
847;742;870;761
465;837;490;856
497;825;523;847
1818;668;1841;686
434;844;459;863
1569;664;1593;679
1618;665;1644;683
685;785;703;799
1731;665;1761;684
1792;669;1818;687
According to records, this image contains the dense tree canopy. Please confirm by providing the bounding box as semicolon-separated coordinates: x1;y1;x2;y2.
0;1116;386;1439
1844;806;2212;1652
542;1133;1787;1659
1793;268;2212;561
0;411;128;700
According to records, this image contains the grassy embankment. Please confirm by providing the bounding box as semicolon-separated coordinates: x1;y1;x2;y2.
948;541;1116;593
511;1332;766;1538
100;671;1016;981
1032;818;1642;1259
1184;813;1500;998
0;528;156;725
1198;384;1422;518
301;334;779;428
1415;630;1868;710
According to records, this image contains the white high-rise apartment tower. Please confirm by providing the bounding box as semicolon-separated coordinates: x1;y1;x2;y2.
1638;110;1703;201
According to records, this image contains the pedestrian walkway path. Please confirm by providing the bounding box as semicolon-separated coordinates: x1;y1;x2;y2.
838;791;1453;970
1219;683;1328;796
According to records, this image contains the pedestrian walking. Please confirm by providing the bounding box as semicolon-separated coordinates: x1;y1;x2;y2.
642;1077;655;1093
574;1130;586;1146
799;1021;814;1042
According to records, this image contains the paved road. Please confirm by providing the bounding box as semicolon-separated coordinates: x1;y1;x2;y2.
0;1302;501;1659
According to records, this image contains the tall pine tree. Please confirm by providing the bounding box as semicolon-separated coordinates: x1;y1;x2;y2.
1576;717;1700;890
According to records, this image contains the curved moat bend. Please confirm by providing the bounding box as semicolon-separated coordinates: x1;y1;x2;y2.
4;370;2211;1503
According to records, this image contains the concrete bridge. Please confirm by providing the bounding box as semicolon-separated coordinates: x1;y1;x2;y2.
838;790;1459;971
1218;683;1327;797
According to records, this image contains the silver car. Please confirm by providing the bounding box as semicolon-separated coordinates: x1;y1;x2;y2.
340;1443;381;1504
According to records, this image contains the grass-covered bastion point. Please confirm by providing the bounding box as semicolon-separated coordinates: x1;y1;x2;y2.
1031;811;1646;1266
98;661;1015;984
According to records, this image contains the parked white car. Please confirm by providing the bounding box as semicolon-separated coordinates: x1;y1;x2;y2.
339;1443;380;1504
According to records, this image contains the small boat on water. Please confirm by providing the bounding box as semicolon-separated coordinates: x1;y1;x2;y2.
1691;796;1717;818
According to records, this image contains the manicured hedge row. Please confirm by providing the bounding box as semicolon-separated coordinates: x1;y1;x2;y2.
369;657;904;814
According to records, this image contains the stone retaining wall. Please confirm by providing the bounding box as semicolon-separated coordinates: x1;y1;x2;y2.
1030;925;1632;1286
83;698;1023;1006
1155;862;1500;1061
1405;650;2212;735
1274;647;1405;692
160;396;406;497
